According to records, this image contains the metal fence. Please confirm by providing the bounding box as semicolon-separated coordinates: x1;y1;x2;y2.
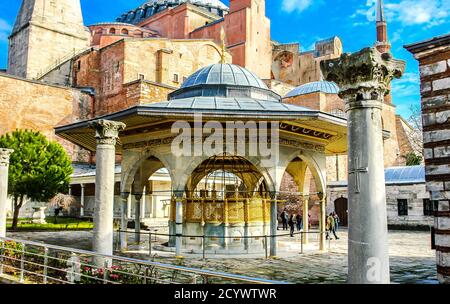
116;230;329;260
0;237;288;284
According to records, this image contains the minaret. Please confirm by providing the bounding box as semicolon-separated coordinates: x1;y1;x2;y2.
7;0;90;79
375;0;391;53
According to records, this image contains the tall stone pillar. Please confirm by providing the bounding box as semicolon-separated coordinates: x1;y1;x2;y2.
120;192;130;252
302;199;309;245
174;192;184;258
0;149;13;239
270;193;278;257
134;194;142;244
89;120;126;261
322;48;405;284
80;184;85;218
319;195;326;252
405;35;450;284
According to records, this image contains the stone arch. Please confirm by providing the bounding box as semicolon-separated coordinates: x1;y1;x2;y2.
121;150;174;194
175;153;276;195
121;28;129;35
196;43;223;70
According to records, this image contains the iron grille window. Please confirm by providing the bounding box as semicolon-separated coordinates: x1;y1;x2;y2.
398;199;408;216
433;200;439;212
423;199;433;216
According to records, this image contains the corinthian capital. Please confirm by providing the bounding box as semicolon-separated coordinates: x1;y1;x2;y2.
320;47;405;105
0;148;14;167
89;119;126;145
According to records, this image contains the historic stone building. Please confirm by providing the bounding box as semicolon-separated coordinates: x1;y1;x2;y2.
0;0;423;229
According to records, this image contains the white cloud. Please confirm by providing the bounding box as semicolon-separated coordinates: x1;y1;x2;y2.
352;0;450;28
0;19;12;42
391;72;420;98
386;0;450;28
281;0;316;14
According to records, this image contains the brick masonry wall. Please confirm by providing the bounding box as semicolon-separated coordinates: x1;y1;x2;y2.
408;40;450;283
0;73;92;162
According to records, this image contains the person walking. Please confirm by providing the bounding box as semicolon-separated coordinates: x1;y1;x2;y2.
296;212;303;231
326;213;335;240
332;212;340;240
333;212;340;233
281;209;288;231
288;214;295;237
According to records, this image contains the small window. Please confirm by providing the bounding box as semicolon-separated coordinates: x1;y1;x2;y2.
138;74;145;80
398;199;408;216
77;61;81;70
433;200;439;212
109;28;116;34
121;28;129;35
173;73;179;83
423;199;433;216
182;76;187;84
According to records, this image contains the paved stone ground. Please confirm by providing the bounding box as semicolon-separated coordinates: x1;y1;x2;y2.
7;228;438;284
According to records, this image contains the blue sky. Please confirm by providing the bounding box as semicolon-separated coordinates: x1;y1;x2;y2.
0;0;449;119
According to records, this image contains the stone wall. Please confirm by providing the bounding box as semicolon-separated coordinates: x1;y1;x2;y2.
405;34;450;283
327;182;432;228
8;0;90;79
0;73;92;162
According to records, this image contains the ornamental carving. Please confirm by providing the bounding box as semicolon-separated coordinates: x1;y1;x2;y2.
0;149;14;166
320;47;405;104
89;119;126;145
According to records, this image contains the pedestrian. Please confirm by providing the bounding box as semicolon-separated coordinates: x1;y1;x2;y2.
288;214;295;237
296;212;303;231
332;212;340;240
280;209;288;231
326;213;334;240
333;212;340;233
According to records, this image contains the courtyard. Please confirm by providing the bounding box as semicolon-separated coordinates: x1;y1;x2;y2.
8;228;437;284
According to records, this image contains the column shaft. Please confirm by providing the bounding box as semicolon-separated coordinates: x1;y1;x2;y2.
135;195;142;244
270;196;277;257
319;199;326;251
120;193;129;251
347;104;389;284
80;184;85;218
302;199;309;244
0;149;13;239
175;197;184;258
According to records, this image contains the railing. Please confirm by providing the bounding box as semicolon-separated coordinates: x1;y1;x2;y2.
116;230;329;260
0;237;288;285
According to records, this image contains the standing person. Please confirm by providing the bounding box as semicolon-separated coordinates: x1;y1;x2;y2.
332;212;340;240
296;212;303;231
333;212;340;233
280;209;288;231
288;214;295;237
326;213;335;240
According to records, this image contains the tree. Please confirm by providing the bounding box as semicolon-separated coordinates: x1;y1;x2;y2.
49;193;79;224
405;152;423;166
0;130;73;230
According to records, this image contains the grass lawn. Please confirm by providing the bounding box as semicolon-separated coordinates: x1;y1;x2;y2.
6;217;94;231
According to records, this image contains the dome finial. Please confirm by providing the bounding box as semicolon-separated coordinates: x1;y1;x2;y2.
220;27;227;64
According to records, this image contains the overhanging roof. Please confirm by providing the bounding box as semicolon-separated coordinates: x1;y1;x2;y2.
56;98;347;154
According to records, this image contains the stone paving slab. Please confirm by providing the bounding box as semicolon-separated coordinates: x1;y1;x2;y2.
6;229;438;284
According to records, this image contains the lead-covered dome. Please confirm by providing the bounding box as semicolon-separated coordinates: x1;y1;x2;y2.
117;0;229;25
285;81;339;98
169;64;281;102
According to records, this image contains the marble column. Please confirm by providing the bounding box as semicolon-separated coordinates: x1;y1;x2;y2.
269;193;278;257
120;192;129;251
174;192;184;258
0;149;13;239
319;195;326;251
134;193;142;244
89;119;126;262
80;184;85;218
322;48;405;284
302;199;309;245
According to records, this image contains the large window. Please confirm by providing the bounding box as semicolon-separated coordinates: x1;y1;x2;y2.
398;199;408;216
423;199;433;216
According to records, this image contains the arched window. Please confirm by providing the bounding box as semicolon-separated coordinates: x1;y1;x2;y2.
109;28;116;34
121;28;129;35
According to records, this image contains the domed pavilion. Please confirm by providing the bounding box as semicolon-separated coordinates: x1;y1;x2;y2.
56;63;347;257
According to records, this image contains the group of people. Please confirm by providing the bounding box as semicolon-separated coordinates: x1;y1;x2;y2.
279;209;341;240
280;209;310;237
326;212;340;240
